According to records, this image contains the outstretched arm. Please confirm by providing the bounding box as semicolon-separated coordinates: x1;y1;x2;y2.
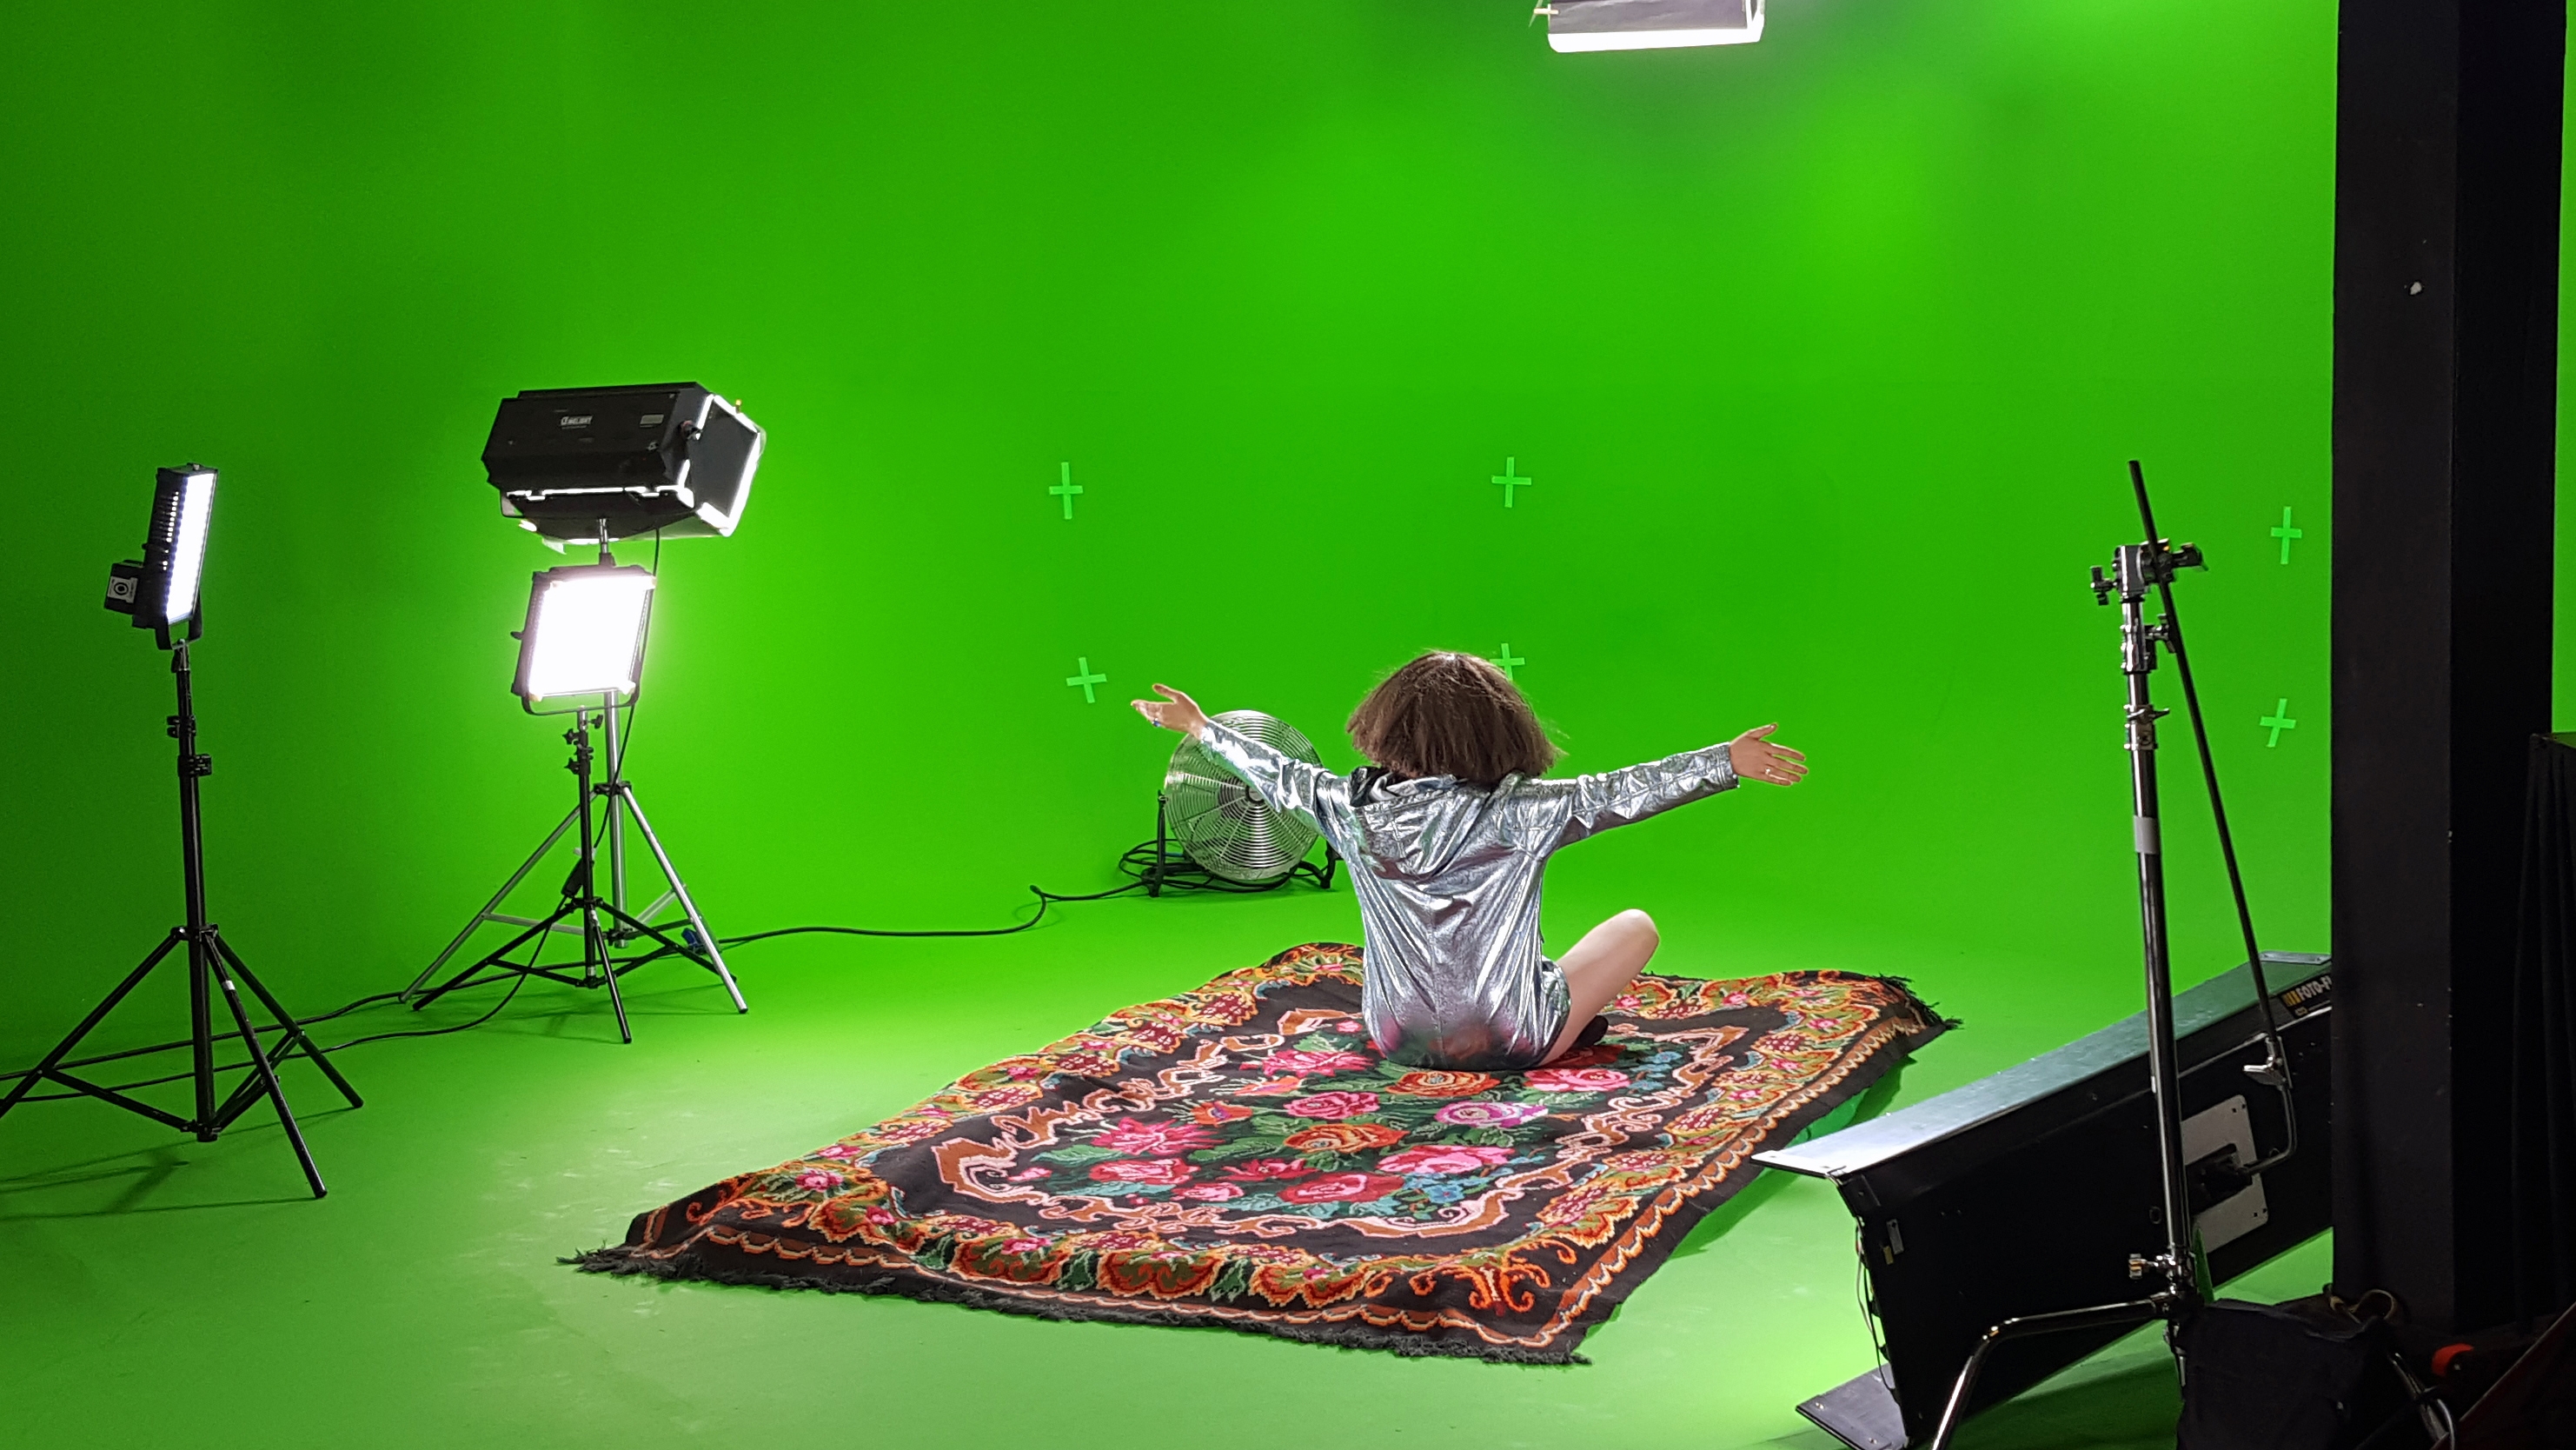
1131;682;1340;821
1537;724;1806;848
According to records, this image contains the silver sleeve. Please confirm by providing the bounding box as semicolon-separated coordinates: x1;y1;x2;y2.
1533;742;1737;848
1195;719;1344;828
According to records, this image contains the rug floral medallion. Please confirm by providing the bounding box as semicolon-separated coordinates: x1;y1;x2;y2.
576;942;1948;1361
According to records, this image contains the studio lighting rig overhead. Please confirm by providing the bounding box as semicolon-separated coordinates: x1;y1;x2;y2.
407;384;764;1041
1538;0;1766;51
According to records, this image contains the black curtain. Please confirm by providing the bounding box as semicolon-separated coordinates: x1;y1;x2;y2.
2509;734;2576;1324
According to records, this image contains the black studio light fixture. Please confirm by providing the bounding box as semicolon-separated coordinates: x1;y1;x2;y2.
0;464;362;1199
405;384;763;1041
483;382;764;546
1536;0;1766;51
102;464;217;646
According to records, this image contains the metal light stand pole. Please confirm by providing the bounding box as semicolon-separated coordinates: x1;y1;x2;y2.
602;683;630;934
562;708;628;1039
1922;467;2263;1450
0;642;362;1197
2109;523;2206;1310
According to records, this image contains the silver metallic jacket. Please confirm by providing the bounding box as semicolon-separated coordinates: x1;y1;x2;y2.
1198;721;1738;1070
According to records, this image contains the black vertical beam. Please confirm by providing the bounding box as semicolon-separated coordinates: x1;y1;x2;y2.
2333;0;2564;1334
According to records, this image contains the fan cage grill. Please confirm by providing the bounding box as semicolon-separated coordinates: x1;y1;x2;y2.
1164;710;1325;883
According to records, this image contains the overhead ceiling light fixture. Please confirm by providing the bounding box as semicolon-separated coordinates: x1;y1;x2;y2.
1538;0;1767;51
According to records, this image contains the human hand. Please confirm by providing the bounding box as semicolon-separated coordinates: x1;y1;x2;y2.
1730;724;1807;787
1132;683;1211;740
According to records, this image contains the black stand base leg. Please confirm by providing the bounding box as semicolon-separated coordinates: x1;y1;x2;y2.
0;930;186;1120
408;906;569;1012
1925;1297;2174;1450
205;938;325;1199
587;907;631;1044
3;925;339;1199
413;890;659;1043
407;959;494;1012
214;935;362;1110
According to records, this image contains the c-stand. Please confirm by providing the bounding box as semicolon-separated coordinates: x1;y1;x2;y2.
1923;462;2300;1448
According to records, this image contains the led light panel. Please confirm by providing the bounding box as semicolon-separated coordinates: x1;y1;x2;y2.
103;464;221;648
515;565;657;705
163;469;216;625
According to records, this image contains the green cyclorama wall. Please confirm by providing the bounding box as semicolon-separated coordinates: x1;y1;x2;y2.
2;1;2346;1074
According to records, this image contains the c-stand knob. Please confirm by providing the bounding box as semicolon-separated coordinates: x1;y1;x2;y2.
2090;566;2112;603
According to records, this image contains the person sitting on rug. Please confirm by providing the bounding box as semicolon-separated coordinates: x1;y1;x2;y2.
1130;652;1805;1071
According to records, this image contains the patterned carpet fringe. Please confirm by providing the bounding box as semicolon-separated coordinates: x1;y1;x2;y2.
562;1247;1591;1362
574;942;1949;1362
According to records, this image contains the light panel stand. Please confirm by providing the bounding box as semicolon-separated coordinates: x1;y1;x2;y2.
0;642;362;1196
402;708;743;1040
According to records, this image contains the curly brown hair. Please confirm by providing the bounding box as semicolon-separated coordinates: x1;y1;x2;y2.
1345;652;1560;788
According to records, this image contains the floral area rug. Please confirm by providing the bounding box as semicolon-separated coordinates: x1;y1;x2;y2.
573;942;1948;1362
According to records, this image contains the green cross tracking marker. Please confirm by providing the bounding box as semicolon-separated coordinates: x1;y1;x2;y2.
1494;644;1525;681
2272;506;2303;563
1491;457;1531;508
1051;462;1084;520
2260;698;2297;747
1065;657;1108;703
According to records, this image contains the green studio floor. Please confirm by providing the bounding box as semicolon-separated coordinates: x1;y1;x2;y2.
1;882;2328;1450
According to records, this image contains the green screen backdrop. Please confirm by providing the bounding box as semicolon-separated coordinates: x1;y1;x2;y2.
1;0;2347;1044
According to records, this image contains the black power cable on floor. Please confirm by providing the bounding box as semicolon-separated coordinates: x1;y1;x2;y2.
3;975;534;1105
615;832;1337;969
0;835;1336;1104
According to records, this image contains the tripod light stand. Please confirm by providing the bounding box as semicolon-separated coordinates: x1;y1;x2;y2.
403;550;743;1041
1921;462;2300;1449
0;465;361;1199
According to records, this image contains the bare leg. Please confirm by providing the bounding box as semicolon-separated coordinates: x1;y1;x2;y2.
1542;909;1660;1062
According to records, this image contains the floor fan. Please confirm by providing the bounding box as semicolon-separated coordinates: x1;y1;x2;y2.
1127;709;1338;894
